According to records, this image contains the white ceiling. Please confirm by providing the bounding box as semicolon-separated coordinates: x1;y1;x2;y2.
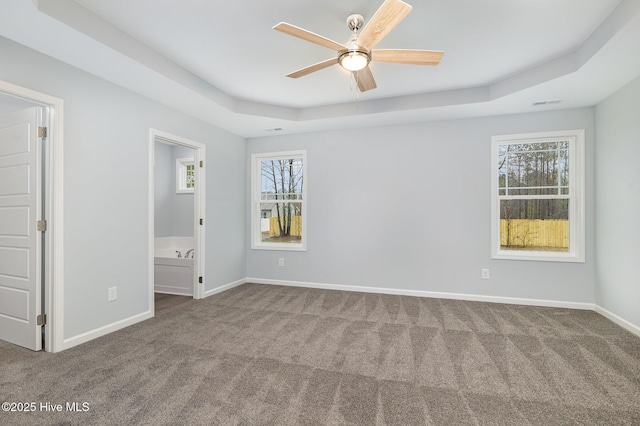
1;0;640;138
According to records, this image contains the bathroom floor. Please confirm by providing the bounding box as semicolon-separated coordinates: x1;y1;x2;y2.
154;293;193;313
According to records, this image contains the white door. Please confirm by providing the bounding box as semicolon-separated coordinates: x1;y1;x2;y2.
0;107;42;350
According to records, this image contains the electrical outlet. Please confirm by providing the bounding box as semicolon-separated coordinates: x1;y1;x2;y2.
108;287;117;301
481;269;490;280
278;258;285;267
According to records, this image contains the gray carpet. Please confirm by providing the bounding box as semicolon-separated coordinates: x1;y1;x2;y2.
2;283;640;425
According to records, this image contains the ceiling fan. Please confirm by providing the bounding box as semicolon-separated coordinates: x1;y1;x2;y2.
273;0;444;92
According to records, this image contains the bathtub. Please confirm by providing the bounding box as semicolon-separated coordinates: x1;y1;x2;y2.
154;237;194;296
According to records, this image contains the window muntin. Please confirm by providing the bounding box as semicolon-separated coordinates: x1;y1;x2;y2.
252;151;306;250
491;131;584;262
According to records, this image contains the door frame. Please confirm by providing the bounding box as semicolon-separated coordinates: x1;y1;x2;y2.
0;80;64;352
149;129;206;308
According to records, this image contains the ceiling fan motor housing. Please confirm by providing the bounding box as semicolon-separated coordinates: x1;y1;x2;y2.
346;14;364;32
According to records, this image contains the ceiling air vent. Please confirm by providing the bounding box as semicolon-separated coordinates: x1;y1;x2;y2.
533;100;562;106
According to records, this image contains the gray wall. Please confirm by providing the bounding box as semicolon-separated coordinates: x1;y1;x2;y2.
595;75;640;328
247;108;596;304
154;143;195;238
0;36;246;341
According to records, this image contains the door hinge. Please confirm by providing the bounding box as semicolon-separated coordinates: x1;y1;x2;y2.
199;218;203;225
199;160;203;168
37;220;47;232
38;127;47;138
198;276;203;284
37;314;46;326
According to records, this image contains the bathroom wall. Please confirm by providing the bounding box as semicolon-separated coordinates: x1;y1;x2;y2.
154;142;194;238
154;142;172;237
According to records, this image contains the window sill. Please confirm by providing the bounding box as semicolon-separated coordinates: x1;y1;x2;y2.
251;244;306;252
492;250;584;263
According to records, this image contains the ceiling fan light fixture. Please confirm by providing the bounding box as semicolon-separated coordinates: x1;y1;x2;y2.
339;49;370;72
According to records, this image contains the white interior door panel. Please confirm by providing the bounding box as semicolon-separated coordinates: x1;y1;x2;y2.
0;107;41;350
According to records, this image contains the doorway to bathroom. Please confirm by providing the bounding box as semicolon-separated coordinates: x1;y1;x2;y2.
149;129;206;311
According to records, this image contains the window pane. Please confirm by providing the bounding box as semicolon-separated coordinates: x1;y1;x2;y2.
186;164;195;188
559;148;569;189
259;202;302;244
506;151;557;187
499;199;569;252
261;158;303;200
499;142;567;195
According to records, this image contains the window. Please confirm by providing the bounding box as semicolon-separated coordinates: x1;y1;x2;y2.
176;157;195;193
491;130;584;262
251;150;306;250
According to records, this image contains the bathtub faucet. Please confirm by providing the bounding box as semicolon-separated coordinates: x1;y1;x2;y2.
176;250;182;258
185;249;194;259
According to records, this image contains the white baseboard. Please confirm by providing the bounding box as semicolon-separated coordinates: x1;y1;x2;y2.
203;277;247;298
61;310;153;351
247;277;595;310
594;305;640;338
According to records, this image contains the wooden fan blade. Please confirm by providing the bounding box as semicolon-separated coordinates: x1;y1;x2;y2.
357;0;412;50
355;67;377;92
274;22;347;51
372;49;444;65
287;58;339;78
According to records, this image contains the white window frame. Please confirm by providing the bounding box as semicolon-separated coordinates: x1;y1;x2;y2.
491;129;585;262
176;157;195;193
251;150;307;251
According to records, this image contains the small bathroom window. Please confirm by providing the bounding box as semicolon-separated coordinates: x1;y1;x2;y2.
176;157;195;193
